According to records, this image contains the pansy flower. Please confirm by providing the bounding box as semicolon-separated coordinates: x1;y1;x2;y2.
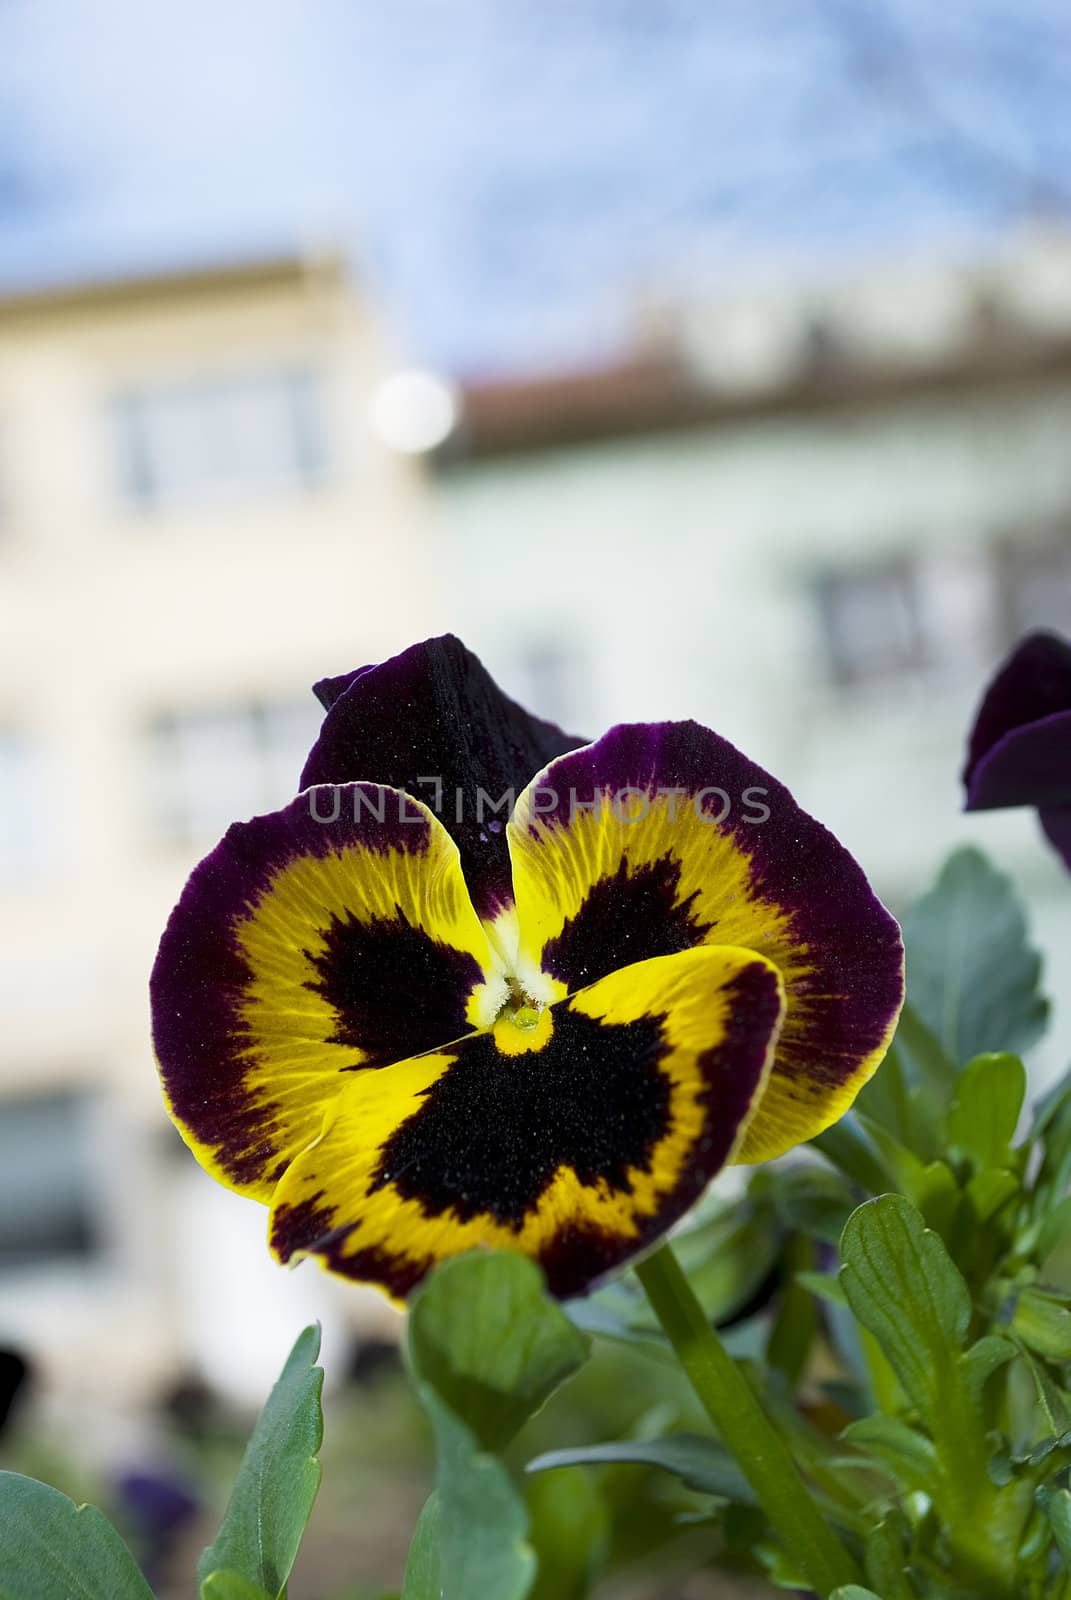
963;630;1071;870
151;636;903;1301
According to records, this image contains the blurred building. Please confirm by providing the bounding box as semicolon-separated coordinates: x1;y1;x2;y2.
439;229;1071;1079
0;252;443;1406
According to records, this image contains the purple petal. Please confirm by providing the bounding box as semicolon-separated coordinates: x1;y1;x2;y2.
151;784;500;1200
1040;805;1071;869
964;631;1071;799
313;664;375;710
965;710;1071;811
302;634;585;916
507;720;904;1163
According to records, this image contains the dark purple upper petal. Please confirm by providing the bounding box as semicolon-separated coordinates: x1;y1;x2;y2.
313;665;375;710
1040;805;1071;870
302;634;586;915
964;631;1071;811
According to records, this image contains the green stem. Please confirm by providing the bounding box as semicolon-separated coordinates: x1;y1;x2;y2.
635;1242;862;1598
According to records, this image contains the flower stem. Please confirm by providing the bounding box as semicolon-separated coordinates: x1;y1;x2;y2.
635;1242;862;1598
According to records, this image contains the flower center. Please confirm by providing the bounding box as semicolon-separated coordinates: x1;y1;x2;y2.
509;1003;541;1031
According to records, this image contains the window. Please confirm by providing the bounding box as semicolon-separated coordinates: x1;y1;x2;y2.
816;560;926;687
0;1093;99;1272
998;533;1071;640
144;698;323;847
0;729;47;885
112;365;329;511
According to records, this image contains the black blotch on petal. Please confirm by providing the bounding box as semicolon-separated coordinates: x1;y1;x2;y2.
541;856;713;992
306;911;483;1068
370;1007;671;1225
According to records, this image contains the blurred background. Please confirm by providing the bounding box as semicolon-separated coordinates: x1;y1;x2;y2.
1;2;1070;1594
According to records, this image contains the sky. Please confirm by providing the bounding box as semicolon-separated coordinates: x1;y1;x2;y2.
2;0;1071;375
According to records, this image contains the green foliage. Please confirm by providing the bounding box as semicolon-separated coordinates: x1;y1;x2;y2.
420;1390;536;1600
527;1433;756;1505
200;1574;273;1600
0;1473;155;1600
524;1466;609;1600
839;1195;971;1411
13;844;1071;1600
403;1251;592;1600
903;845;1049;1064
198;1323;324;1600
407;1250;589;1451
399;1495;440;1600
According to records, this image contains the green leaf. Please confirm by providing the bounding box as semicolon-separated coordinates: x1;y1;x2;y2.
841;1416;939;1494
1012;1288;1071;1360
812;1117;891;1196
674;1203;783;1323
525;1466;609;1600
767;1261;817;1385
963;1167;1020;1226
408;1252;589;1452
960;1336;1017;1401
796;1270;848;1308
854;1114;929;1199
423;1387;535;1600
839;1196;970;1412
1018;1347;1071;1437
526;1433;756;1506
400;1494;441;1600
903;847;1049;1065
768;1163;857;1244
0;1473;155;1600
1040;1485;1071;1568
863;1510;916;1600
198;1323;323;1600
829;1588;883;1599
946;1054;1027;1170
891;1003;959;1101
1036;1193;1071;1267
200;1574;272;1600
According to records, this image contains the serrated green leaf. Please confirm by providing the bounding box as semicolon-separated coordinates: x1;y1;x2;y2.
423;1387;535;1600
400;1494;441;1600
946;1054;1027;1170
200;1572;272;1600
841;1416;939;1494
408;1252;589;1452
839;1196;970;1412
526;1432;756;1506
0;1473;155;1600
904;847;1049;1064
198;1324;323;1599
